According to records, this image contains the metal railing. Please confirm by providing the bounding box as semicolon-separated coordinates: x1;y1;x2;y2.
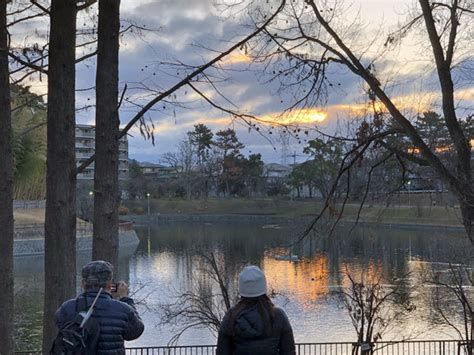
18;340;471;355
124;341;470;355
13;200;46;209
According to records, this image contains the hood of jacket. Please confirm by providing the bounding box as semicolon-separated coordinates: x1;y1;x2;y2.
234;305;267;339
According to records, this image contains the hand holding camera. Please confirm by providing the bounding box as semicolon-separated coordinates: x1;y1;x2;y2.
111;281;129;300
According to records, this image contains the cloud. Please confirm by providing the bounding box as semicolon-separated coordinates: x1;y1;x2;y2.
258;108;327;125
9;0;473;165
220;51;252;65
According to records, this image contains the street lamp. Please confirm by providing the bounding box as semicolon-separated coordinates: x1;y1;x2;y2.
88;191;94;227
407;181;411;208
146;193;151;218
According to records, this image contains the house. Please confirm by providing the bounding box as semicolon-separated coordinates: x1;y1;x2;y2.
264;163;292;183
138;161;178;180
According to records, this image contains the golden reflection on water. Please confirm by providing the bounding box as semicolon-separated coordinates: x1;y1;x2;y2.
339;259;385;288
262;250;330;307
262;249;389;309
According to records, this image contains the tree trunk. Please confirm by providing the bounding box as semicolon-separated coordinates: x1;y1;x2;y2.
460;196;474;245
92;0;121;267
42;0;77;351
0;1;14;352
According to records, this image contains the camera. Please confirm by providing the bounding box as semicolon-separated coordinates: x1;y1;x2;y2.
110;282;118;293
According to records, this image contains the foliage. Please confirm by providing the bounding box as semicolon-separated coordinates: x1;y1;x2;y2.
125;159;152;200
243;153;265;196
214;128;244;159
158;128;267;198
11;85;47;200
187;124;214;164
300;138;344;199
132;207;145;215
118;206;129;215
266;179;290;197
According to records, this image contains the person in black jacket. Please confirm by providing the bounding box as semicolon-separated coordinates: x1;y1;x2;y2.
54;260;144;354
217;265;295;355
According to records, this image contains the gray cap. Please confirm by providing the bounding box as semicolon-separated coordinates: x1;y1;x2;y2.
239;265;267;298
82;260;113;285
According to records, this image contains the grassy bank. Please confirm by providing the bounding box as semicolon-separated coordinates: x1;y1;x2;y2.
14;199;463;228
14;208;46;225
14;208;91;229
123;198;463;228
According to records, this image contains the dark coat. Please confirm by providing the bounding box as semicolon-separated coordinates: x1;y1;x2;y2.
54;289;144;354
216;305;296;355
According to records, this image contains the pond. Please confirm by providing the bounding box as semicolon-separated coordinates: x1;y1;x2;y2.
14;221;473;350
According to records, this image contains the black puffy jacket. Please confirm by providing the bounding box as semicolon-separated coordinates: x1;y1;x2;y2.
54;289;144;354
216;305;296;355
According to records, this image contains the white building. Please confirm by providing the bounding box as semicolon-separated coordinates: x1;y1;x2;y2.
264;163;292;182
75;124;129;180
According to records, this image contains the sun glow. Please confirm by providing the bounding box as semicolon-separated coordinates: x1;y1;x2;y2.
259;108;328;125
220;52;251;65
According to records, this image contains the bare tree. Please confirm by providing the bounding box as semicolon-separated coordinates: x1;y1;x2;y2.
232;0;473;244
162;139;199;199
92;0;121;267
334;266;415;354
428;263;473;355
42;0;77;351
0;0;14;352
157;253;236;344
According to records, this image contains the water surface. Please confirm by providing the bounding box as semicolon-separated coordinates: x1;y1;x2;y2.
14;221;473;350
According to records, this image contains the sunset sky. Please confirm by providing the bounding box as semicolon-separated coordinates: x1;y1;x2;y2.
11;0;474;163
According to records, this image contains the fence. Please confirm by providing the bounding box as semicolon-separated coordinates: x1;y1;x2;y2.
13;200;46;209
13;221;93;240
16;340;473;355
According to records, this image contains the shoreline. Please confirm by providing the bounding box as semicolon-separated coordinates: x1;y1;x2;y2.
13;229;140;257
121;213;465;232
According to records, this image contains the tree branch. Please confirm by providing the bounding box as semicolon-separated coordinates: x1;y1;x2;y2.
8;52;48;74
75;0;287;175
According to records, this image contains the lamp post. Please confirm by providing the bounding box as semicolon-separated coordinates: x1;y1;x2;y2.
146;192;150;219
147;225;151;257
407;181;411;208
88;191;94;227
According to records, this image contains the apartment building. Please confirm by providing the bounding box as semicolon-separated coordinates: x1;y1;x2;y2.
75;124;129;180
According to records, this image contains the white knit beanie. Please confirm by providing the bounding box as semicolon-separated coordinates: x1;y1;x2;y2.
239;265;267;298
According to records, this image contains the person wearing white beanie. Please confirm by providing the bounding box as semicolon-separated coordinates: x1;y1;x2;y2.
217;265;295;355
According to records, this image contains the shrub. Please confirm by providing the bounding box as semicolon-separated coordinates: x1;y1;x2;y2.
118;206;129;215
133;206;145;215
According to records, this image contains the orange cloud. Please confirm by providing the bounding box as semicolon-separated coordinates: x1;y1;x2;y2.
132;107;328;136
220;51;251;65
258;108;328;125
329;88;474;119
330;93;433;117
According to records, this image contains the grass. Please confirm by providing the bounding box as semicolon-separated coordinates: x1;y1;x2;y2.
14;208;45;225
123;198;464;227
13;199;463;228
14;208;91;229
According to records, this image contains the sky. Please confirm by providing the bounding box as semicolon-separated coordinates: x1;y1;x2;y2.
10;0;474;164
